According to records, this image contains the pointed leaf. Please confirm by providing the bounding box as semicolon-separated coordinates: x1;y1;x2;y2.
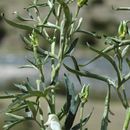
65;38;78;55
3;14;41;34
71;108;93;130
37;22;60;30
75;18;83;31
64;74;80;130
65;55;82;85
122;45;130;57
14;11;34;21
77;30;101;39
64;63;109;83
6;113;24;120
87;44;121;83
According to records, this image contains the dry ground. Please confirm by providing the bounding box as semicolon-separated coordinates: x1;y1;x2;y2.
0;95;128;130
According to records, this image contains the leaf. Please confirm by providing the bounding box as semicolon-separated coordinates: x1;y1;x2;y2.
122;45;130;57
0;95;16;99
76;30;101;39
64;63;109;83
71;108;93;130
77;0;88;7
87;44;121;83
14;11;35;21
64;74;80;130
14;84;28;92
26;101;37;118
3;117;33;130
8;104;27;113
26;3;48;10
118;20;128;39
57;0;72;27
3;14;41;34
37;22;60;30
20;35;32;47
3;120;22;130
64;74;76;111
48;0;53;9
65;55;82;85
75;18;83;31
65;38;78;55
19;64;38;70
6;113;24;120
65;95;80;130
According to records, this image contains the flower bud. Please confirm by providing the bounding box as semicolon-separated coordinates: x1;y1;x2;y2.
79;84;89;104
77;0;88;8
29;30;39;46
118;20;128;39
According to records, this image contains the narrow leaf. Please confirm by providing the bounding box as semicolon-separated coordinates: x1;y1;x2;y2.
64;63;109;83
6;113;24;120
64;74;80;130
3;14;41;34
71;108;93;130
65;38;78;55
14;11;35;21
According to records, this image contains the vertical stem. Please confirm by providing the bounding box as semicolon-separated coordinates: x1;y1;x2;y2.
49;4;62;114
123;107;130;130
101;84;111;130
117;88;127;109
33;45;44;82
80;103;84;130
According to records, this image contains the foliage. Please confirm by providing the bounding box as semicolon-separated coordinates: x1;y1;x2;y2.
1;0;130;130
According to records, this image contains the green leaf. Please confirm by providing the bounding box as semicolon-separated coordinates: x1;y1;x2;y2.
77;0;88;7
3;14;41;34
6;113;24;120
3;120;22;130
37;22;60;30
79;84;89;103
64;74;80;130
76;30;101;39
65;55;82;85
3;117;33;130
57;0;72;27
20;35;32;47
14;84;28;92
19;64;38;70
122;45;130;57
65;38;78;55
14;11;35;21
75;18;83;31
26;101;37;118
71;108;93;130
64;63;109;83
26;3;48;10
8;104;27;113
118;20;128;39
87;44;121;84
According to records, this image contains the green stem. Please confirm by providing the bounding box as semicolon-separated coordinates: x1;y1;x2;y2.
101;84;111;130
49;3;62;114
80;103;84;130
117;88;127;109
33;45;44;82
123;107;130;130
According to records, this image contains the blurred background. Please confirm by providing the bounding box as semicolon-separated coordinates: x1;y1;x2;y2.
0;0;130;130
